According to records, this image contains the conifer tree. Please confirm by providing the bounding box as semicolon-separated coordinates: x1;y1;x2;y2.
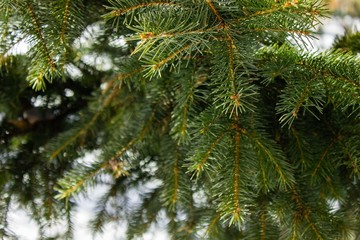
1;0;360;239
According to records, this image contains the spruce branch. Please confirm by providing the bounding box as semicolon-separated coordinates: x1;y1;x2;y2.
188;130;227;178
291;127;306;166
141;43;195;78
23;0;57;90
339;136;360;178
240;128;294;189
55;161;109;200
2;0;360;238
232;0;324;22
158;143;184;211
50;86;121;159
311;140;336;179
291;186;324;240
231;120;241;226
109;111;154;161
48;65;145;160
277;79;323;127
204;0;223;22
64;207;74;239
170;147;180;207
134;27;217;41
88;179;127;234
170;70;208;144
260;204;266;240
60;0;72;43
205;213;221;237
260;45;360;123
248;27;310;36
333;31;360;53
0;35;26;60
104;0;182;29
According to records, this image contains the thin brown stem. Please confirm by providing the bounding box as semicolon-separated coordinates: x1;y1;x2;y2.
25;1;56;69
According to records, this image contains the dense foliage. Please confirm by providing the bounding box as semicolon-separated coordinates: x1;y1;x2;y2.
1;0;360;239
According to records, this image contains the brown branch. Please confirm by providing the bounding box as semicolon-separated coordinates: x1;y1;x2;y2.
25;1;56;69
292;186;324;239
260;204;266;240
172;146;180;205
152;44;192;70
139;27;217;40
50;87;121;159
291;127;305;165
233;120;241;218
60;0;71;43
116;66;145;81
193;131;227;176
57;161;108;199
311;141;335;177
110;112;155;161
292;84;310;118
205;213;221;236
323;74;360;91
204;0;223;22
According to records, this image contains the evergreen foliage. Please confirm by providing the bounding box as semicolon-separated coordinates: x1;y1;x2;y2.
0;0;360;239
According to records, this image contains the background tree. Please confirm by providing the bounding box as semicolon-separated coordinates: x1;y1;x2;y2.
0;0;360;239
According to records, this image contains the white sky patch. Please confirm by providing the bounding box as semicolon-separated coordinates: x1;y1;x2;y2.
31;95;47;107
312;16;360;49
8;206;39;240
76;149;102;165
7;38;30;55
0;112;5;124
65;63;83;79
291;16;360;51
141;227;169;240
109;36;127;48
64;88;75;97
81;53;113;71
140;210;169;240
100;81;110;91
73;23;105;49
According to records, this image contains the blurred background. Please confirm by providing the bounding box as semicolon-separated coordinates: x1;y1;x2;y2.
315;0;360;49
327;0;360;16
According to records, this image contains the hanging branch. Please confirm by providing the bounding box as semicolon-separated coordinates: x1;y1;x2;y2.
231;120;241;224
170;146;180;208
50;87;121;159
189;131;227;178
60;0;72;43
291;186;324;239
49;66;146;160
204;0;222;22
25;1;56;70
55;160;112;200
109;111;155;161
56;112;155;199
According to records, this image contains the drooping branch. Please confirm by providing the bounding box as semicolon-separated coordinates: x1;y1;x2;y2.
60;0;71;43
232;121;241;222
50;86;121;159
25;1;56;70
